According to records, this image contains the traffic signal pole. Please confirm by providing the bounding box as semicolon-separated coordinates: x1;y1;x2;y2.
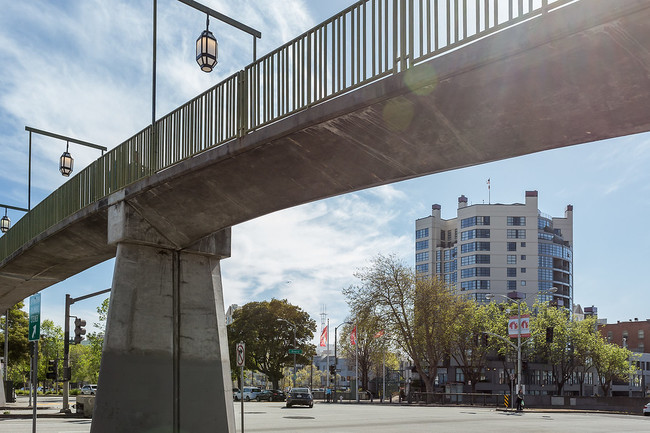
62;288;111;413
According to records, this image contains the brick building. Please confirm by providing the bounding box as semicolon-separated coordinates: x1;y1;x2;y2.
599;318;650;353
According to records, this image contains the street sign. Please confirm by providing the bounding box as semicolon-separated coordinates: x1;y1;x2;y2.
288;348;303;355
28;293;41;342
236;342;245;367
508;315;531;338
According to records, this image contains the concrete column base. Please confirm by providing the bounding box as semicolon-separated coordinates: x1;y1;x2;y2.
91;203;234;433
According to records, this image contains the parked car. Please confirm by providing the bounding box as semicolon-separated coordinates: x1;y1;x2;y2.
232;388;241;401
81;384;97;395
256;389;286;402
286;388;313;408
643;401;650;416
242;386;262;401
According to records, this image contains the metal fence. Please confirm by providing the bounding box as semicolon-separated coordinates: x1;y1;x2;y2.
0;0;574;262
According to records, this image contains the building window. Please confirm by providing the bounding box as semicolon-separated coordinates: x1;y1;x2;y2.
416;252;429;262
441;230;445;240
416;240;429;250
521;280;526;286
416;228;429;239
507;280;517;290
507;268;517;277
507;229;526;239
607;331;612;342
639;330;645;340
461;230;474;241
521;255;526;260
416;264;429;273
521;242;526;247
507;242;516;251
521;268;526;273
507;255;517;264
507;216;526;226
476;229;490;238
477;242;490;251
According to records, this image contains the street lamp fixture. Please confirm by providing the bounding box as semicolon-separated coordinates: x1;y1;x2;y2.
196;15;218;72
59;141;74;177
0;204;29;235
1;209;10;233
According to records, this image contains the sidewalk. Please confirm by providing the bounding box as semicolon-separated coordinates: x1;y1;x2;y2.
0;395;82;419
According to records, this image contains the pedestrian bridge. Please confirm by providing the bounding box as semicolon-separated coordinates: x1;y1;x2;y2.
1;0;649;431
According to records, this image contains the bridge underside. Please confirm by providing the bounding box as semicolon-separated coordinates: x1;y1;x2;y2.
1;0;650;310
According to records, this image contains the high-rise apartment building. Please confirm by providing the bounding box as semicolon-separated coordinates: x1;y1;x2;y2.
415;191;573;307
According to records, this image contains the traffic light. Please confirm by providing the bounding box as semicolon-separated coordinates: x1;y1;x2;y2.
546;327;554;343
46;359;57;380
74;317;87;344
483;333;489;346
329;364;336;375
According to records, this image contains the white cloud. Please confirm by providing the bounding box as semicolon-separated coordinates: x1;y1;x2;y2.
222;189;411;338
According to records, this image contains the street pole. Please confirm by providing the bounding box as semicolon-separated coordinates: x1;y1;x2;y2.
517;301;522;395
3;309;8;386
334;325;338;402
62;288;111;412
292;326;296;388
32;342;38;433
62;295;71;412
382;349;386;403
326;319;330;395
355;324;359;403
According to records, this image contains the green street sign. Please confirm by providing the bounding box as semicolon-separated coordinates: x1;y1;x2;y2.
28;293;41;342
288;348;302;355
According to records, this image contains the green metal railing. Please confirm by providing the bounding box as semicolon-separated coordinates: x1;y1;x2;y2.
0;0;573;262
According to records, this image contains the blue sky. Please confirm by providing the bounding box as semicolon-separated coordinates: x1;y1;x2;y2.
1;0;649;346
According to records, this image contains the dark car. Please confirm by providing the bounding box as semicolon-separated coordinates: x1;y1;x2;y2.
256;389;286;402
286;388;313;408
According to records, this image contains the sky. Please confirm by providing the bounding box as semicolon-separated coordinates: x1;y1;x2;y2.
1;0;649;347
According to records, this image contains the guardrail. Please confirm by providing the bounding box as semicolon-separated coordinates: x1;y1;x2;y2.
0;0;574;262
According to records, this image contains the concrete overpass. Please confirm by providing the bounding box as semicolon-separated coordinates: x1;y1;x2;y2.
1;0;650;431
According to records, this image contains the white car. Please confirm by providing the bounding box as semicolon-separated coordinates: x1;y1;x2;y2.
241;386;261;401
643;402;650;416
81;384;97;395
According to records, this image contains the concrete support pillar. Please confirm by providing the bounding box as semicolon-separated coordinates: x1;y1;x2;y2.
91;202;234;433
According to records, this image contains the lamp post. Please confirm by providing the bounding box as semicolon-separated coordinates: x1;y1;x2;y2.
334;321;352;402
150;0;262;155
278;318;297;388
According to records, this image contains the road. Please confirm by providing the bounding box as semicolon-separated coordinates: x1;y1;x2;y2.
2;401;649;432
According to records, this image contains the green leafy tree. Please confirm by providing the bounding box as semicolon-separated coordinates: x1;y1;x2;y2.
0;302;30;382
592;341;636;397
38;320;64;388
530;302;588;395
344;255;460;397
227;299;316;390
451;300;494;393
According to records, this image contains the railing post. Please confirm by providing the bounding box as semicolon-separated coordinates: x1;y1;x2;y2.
237;70;248;138
399;0;407;71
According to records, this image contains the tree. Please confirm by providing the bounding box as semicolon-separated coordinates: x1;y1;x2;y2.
592;341;636;397
0;302;30;382
531;302;593;395
227;299;316;390
339;309;386;392
451;300;494;393
343;254;460;398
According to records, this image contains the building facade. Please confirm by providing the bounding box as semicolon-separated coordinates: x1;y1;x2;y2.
415;191;573;307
